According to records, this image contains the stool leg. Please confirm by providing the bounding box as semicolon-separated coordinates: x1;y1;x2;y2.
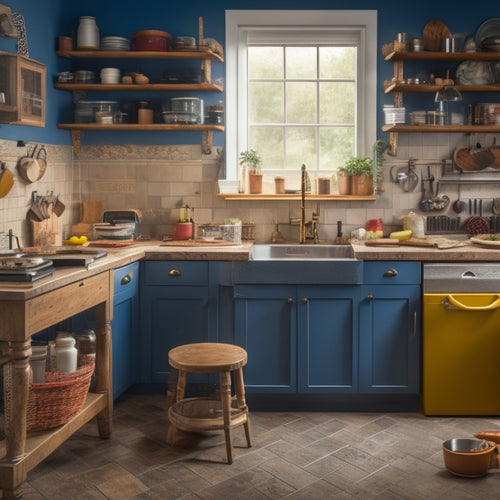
233;367;252;448
219;371;233;464
166;367;179;411
166;369;187;446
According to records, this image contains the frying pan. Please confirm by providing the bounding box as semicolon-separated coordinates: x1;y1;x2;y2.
17;144;41;183
0;162;13;198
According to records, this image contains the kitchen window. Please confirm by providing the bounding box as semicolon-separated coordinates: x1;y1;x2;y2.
225;10;377;187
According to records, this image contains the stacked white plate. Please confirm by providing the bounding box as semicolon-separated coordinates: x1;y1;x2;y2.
100;36;130;51
100;68;121;84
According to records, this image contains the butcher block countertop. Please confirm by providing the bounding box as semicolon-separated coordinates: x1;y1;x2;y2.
2;237;500;298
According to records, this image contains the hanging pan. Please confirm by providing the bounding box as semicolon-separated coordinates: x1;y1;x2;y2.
0;162;14;198
17;144;41;183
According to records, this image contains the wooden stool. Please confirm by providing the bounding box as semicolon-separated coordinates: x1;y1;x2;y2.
166;342;252;464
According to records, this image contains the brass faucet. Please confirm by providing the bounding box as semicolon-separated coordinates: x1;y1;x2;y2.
299;164;319;244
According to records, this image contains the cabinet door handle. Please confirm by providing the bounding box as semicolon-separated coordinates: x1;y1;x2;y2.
302;297;308;304
120;274;132;285
169;269;181;277
366;294;373;301
383;268;398;278
287;297;293;304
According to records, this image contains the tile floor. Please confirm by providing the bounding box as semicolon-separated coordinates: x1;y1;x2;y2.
21;394;500;499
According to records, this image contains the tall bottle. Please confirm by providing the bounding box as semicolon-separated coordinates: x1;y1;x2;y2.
76;16;99;50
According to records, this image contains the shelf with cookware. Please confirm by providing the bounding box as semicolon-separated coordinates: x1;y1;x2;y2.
54;49;224;155
383;50;500;151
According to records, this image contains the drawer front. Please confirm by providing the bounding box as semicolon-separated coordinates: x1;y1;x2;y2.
142;261;209;286
363;261;421;285
113;262;139;301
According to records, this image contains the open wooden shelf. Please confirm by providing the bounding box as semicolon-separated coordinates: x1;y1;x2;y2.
217;193;376;201
56;49;223;62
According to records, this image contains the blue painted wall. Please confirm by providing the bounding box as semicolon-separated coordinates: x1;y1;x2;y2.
0;1;498;146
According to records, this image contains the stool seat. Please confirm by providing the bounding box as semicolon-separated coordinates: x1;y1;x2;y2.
168;342;247;374
166;342;252;464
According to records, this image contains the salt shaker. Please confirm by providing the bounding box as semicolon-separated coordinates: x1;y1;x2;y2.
55;332;78;373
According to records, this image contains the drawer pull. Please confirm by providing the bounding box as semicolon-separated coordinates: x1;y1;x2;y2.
302;297;308;304
287;297;293;304
383;268;398;278
366;294;373;301
169;269;181;277
121;274;132;285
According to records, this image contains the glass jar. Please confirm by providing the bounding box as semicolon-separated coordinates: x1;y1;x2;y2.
55;332;78;373
77;16;99;50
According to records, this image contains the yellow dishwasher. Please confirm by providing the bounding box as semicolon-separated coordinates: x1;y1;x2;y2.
423;263;500;416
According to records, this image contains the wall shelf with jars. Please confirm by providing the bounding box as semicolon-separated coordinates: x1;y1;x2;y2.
383;49;500;152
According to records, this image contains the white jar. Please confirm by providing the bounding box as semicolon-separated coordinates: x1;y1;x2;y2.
55;334;78;374
77;16;99;50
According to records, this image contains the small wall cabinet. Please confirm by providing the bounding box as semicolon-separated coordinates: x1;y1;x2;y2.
0;51;46;126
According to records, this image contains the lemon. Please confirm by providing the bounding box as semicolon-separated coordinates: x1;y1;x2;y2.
79;235;88;243
69;236;79;244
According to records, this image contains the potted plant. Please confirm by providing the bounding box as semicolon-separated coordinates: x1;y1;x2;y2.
339;156;374;196
337;163;353;195
239;149;262;194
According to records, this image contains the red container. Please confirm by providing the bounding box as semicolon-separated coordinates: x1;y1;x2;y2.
132;30;172;51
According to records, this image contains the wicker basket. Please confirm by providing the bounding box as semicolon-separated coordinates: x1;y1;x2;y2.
26;356;95;433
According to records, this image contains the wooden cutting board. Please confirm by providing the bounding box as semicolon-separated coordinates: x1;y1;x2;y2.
160;239;240;247
454;146;482;171
88;239;134;248
80;201;103;223
422;19;450;51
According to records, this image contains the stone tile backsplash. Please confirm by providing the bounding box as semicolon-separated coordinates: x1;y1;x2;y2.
2;132;500;247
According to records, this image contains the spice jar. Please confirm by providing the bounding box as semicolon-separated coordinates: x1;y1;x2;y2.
318;177;331;194
55;332;78;374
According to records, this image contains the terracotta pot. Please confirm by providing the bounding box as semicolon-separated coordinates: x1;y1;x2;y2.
249;171;263;194
337;173;352;195
352;175;373;196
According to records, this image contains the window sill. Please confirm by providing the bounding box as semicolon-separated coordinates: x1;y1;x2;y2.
217;194;377;201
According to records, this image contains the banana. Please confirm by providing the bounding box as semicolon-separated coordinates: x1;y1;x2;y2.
389;229;412;241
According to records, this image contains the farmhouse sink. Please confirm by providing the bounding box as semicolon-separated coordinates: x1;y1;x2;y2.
250;244;354;260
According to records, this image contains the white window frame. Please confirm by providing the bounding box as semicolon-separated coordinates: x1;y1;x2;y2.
225;9;378;180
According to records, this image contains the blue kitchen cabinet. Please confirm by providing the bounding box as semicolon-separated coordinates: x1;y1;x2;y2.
234;285;297;393
112;262;140;399
139;261;217;385
359;261;421;394
233;284;359;394
69;261;139;400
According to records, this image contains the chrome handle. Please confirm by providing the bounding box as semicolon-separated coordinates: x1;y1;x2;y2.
383;268;398;278
169;269;181;277
120;274;132;285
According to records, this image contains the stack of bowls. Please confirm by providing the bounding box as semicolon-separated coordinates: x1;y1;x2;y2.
100;68;121;84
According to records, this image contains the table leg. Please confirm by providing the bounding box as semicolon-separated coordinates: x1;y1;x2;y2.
219;371;233;464
1;339;31;499
95;302;112;439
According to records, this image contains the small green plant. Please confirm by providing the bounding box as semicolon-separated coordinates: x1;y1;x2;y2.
239;149;262;171
339;156;373;177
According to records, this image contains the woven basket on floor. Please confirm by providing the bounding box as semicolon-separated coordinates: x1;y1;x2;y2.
26;355;95;433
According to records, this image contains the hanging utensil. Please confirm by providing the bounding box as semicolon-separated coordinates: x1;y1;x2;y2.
17;144;41;183
35;145;47;181
452;184;466;214
470;137;495;169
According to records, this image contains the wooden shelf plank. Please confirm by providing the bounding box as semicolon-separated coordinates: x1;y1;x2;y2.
384;83;500;94
56;49;223;62
382;124;500;133
384;51;500;62
58;123;224;132
217;194;376;201
55;82;223;92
